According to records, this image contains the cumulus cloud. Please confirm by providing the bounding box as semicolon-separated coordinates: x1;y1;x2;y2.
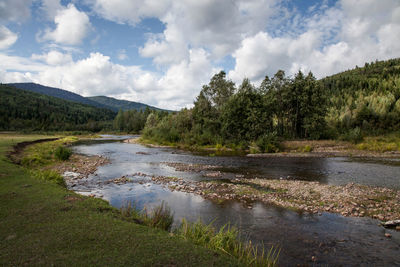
41;3;91;45
229;0;400;82
31;50;72;65
0;26;17;49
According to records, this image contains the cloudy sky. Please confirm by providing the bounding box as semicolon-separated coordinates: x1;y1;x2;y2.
0;0;399;110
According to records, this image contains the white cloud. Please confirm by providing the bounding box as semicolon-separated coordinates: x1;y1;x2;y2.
0;26;17;49
41;3;91;45
0;0;32;22
229;0;400;82
84;0;170;25
31;50;72;65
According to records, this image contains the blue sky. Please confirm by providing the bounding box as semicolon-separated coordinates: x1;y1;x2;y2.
0;0;399;109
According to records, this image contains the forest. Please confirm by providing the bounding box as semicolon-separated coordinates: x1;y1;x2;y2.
141;58;400;151
0;84;116;132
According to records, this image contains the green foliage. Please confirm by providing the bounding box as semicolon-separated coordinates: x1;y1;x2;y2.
256;133;280;153
31;169;65;187
113;108;155;133
54;146;72;161
142;58;400;149
322;58;400;134
121;201;174;231
175;218;279;266
340;127;364;144
0;84;115;131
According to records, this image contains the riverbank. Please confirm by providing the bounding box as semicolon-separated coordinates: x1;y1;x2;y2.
0;134;240;266
128;136;400;158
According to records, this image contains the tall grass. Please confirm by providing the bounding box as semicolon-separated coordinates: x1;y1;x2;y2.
31;169;66;187
120;201;174;231
175;219;279;267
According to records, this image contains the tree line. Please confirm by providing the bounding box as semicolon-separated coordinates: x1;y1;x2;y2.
141;58;400;150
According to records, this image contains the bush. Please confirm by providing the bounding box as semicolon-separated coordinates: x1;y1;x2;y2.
55;146;72;161
256;133;280;153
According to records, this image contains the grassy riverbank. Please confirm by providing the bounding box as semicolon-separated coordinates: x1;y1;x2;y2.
0;134;241;266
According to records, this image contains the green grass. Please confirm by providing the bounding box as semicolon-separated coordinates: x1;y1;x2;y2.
0;133;240;266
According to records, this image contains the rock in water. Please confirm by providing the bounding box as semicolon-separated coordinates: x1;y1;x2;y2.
382;220;400;228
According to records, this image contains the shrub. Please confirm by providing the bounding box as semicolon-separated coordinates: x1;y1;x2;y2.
55;146;72;161
256;133;280;153
301;145;313;153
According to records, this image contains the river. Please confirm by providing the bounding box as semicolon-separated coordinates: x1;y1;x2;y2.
71;136;400;266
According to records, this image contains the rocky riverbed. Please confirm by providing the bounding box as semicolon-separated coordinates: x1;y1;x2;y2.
50;154;109;184
131;165;400;225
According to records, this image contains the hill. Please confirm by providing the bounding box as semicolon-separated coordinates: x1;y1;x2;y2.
7;83;110;110
88;96;168;112
0;84;116;131
320;58;400;133
8;82;169;112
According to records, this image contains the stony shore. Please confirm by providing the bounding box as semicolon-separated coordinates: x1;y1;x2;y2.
49;154;109;184
141;161;399;225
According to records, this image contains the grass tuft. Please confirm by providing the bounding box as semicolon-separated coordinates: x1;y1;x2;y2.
30;169;66;187
175;218;280;266
121;201;174;231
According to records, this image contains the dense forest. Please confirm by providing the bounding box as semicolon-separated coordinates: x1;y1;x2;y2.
112;108;170;133
0;84;115;131
321;58;400;134
141;58;400;151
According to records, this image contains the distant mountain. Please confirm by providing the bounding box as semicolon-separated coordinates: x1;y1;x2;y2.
8;82;170;112
7;83;110;110
0;84;116;131
88;96;169;112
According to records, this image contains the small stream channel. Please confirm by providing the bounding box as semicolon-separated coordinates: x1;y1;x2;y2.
71;136;400;266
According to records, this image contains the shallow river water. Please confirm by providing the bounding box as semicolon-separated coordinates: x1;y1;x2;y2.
72;137;400;266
